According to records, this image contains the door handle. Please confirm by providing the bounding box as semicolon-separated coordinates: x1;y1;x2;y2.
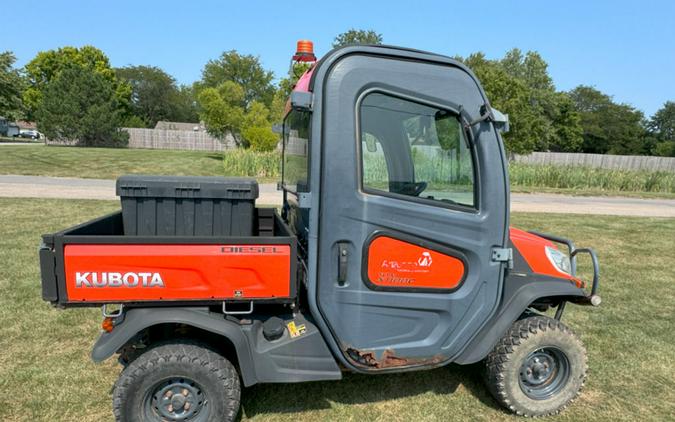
337;242;349;285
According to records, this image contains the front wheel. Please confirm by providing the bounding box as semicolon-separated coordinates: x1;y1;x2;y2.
113;341;241;422
484;316;587;417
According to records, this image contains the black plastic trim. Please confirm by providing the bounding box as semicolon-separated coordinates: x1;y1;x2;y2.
529;231;600;297
571;247;600;297
454;273;586;364
90;307;259;387
39;245;58;302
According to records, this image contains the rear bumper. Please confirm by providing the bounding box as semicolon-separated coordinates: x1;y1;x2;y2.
529;231;600;306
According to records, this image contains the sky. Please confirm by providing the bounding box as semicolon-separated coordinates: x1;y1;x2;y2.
2;0;674;116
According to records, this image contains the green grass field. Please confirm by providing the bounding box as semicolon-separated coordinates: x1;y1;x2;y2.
0;198;673;421
0;145;225;179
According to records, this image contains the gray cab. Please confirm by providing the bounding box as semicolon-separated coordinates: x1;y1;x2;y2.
282;46;510;371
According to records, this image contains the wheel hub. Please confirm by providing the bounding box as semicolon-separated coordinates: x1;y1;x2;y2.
519;347;570;400
150;379;205;420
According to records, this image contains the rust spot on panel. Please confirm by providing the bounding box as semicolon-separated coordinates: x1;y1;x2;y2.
345;347;445;369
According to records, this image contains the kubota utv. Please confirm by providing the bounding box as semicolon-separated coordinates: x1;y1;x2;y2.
39;42;600;421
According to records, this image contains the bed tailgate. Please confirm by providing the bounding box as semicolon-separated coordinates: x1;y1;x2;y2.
63;243;292;303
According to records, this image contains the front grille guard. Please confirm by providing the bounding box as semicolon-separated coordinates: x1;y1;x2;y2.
528;231;600;306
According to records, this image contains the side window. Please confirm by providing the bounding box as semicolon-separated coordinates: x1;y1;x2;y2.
360;92;476;208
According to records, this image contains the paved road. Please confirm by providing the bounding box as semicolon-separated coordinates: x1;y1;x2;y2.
0;175;673;217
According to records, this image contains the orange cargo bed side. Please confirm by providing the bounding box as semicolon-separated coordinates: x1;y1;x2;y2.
40;209;297;307
64;243;292;303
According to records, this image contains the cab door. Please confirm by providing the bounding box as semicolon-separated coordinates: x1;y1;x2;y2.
314;52;509;370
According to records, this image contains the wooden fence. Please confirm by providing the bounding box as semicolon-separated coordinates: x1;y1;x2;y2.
513;152;675;172
124;128;236;151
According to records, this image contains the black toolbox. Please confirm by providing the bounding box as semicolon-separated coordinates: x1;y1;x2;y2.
116;175;259;236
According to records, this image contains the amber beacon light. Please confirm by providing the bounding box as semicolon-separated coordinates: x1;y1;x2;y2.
293;40;316;62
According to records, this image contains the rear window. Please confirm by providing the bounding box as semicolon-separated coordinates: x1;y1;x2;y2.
282;110;311;192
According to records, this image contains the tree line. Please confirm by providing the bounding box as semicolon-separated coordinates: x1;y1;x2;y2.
0;29;673;156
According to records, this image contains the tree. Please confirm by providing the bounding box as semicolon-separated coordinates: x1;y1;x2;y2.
0;51;24;120
648;101;675;141
653;139;675;157
24;46;131;120
173;85;199;123
499;49;583;152
199;51;275;108
333;29;383;48
116;65;192;127
501;49;554;92
548;92;584;152
198;82;278;151
456;50;584;154
569;86;646;154
198;81;246;139
646;101;675;156
36;64;128;147
241;101;277;151
461;53;540;154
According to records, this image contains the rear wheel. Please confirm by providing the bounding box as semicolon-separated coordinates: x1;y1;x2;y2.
484;315;587;417
113;341;240;422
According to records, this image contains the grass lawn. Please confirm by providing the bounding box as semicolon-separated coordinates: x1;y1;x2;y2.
0;144;225;180
0;197;673;421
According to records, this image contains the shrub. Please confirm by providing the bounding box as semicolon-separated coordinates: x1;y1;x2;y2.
241;125;278;152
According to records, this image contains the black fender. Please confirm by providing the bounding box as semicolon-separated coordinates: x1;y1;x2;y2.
91;307;258;386
453;274;586;364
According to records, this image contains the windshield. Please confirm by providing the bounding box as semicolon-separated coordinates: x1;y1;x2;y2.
282;110;311;193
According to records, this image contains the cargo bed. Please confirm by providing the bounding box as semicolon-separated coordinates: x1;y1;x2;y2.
40;208;297;308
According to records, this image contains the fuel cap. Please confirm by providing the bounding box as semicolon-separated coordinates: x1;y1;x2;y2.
262;317;285;341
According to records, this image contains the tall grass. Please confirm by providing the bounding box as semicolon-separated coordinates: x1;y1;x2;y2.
220;149;675;194
222;149;280;179
364;148;473;186
509;163;675;193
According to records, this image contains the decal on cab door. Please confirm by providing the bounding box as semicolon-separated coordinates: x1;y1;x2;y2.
365;235;466;292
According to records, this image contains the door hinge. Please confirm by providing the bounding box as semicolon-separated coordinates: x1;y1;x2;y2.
290;91;313;111
298;192;312;208
491;247;513;269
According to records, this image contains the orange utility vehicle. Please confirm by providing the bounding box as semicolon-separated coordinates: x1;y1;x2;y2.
40;42;600;421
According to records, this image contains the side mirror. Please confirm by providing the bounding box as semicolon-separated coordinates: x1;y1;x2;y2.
491;108;509;133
